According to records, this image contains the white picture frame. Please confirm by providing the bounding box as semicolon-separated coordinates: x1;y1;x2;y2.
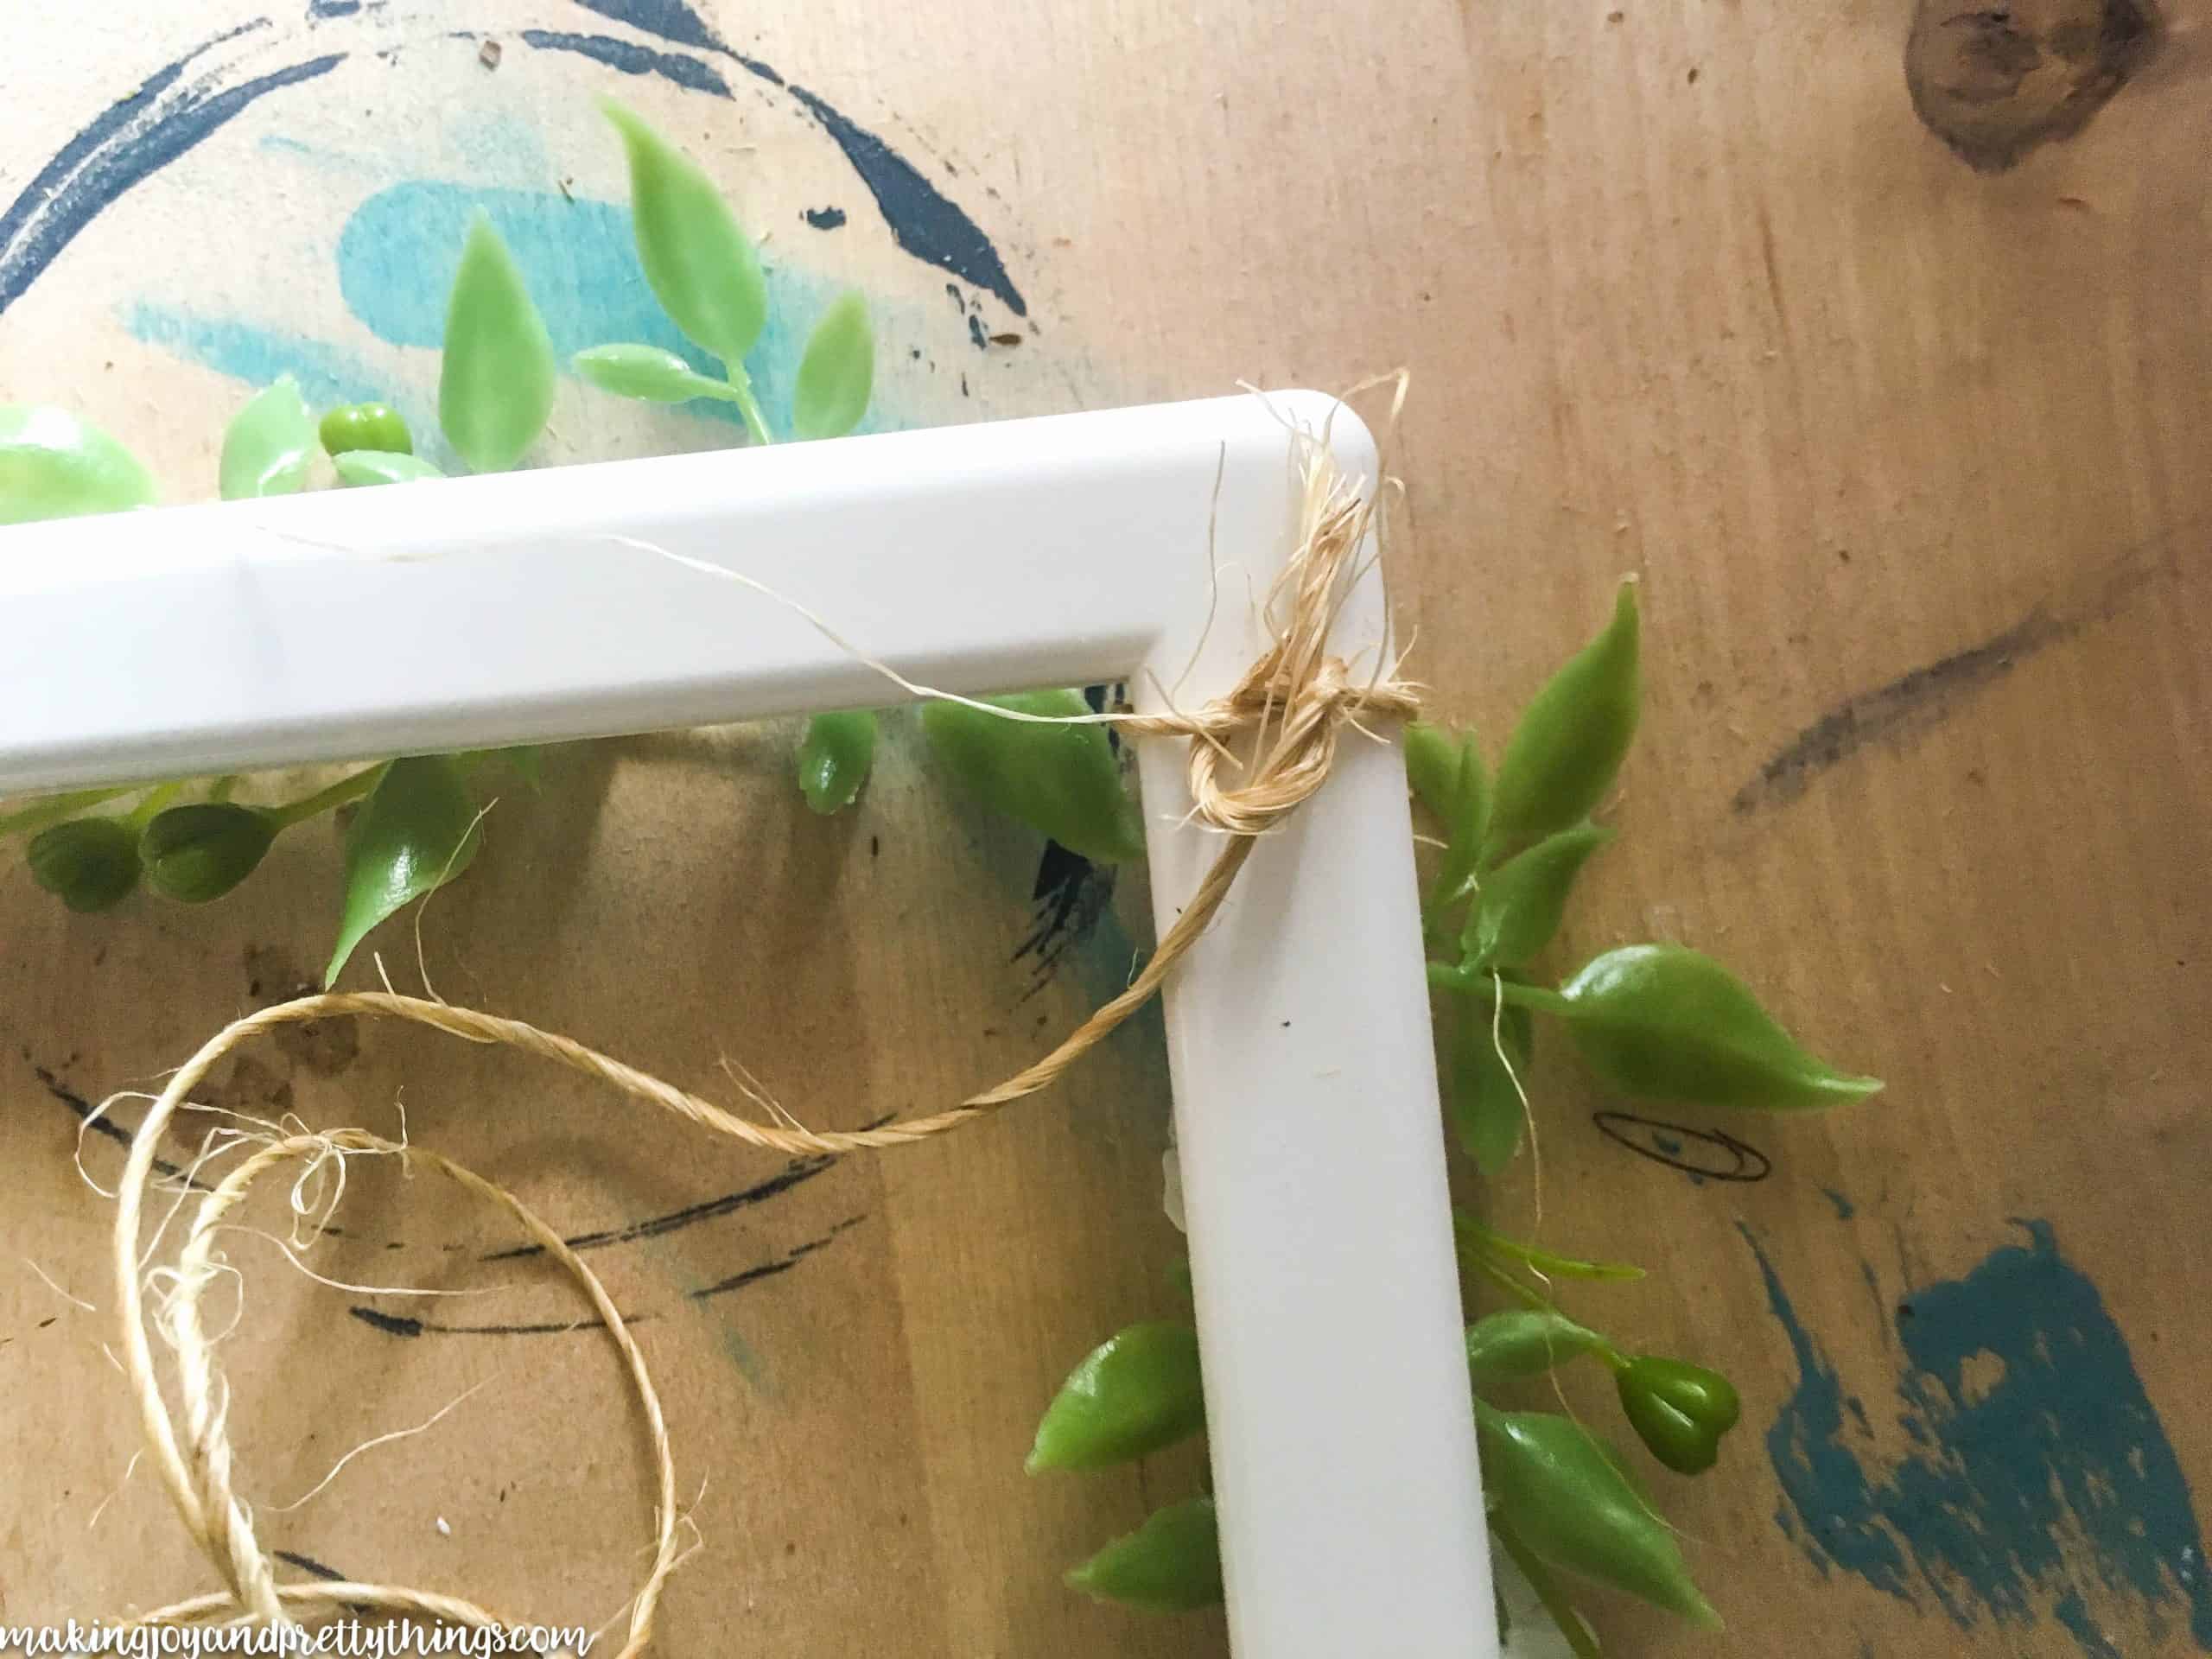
0;391;1496;1658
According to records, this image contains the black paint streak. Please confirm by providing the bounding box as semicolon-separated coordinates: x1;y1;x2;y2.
1731;513;2194;815
1016;842;1116;985
1734;610;2063;812
689;1215;865;1300
0;28;344;315
273;1548;345;1580
347;1304;652;1338
34;1063;200;1185
571;0;730;55
478;1149;843;1262
352;1217;867;1334
783;84;1027;316
516;29;731;97
1593;1111;1772;1183
803;205;847;229
569;1;1025;313
968;312;988;350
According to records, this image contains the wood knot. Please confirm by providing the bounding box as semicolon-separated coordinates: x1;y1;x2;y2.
1906;0;2161;170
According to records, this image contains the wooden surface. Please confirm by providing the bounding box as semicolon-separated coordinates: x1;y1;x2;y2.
3;2;2208;1655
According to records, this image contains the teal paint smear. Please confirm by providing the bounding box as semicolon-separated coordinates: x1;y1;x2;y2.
1821;1186;1857;1219
336;180;876;437
123;302;428;434
1747;1221;2212;1653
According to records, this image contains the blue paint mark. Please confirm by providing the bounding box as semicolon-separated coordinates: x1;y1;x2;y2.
1748;1221;2211;1653
124;303;421;427
334;181;871;434
0;25;342;315
785;84;1027;317
1822;1186;1858;1219
804;206;848;231
2056;1592;2125;1659
308;0;361;18
1651;1131;1683;1156
515;30;732;98
573;0;731;55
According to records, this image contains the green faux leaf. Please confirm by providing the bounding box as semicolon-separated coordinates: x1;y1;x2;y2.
1616;1355;1742;1476
1448;991;1533;1176
601;96;767;368
572;343;737;405
26;817;140;912
796;710;877;816
140;804;278;903
332;450;446;487
1065;1497;1222;1613
1422;731;1492;918
1484;581;1638;863
0;406;156;524
1557;944;1881;1110
1405;721;1462;824
1465;822;1612;970
218;377;318;500
1028;1322;1205;1473
318;403;412;457
1465;1309;1606;1390
438;213;557;474
791;290;874;440
1476;1404;1719;1628
325;759;482;987
922;690;1146;865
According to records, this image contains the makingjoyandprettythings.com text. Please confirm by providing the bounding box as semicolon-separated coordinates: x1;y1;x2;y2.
2;1626;592;1657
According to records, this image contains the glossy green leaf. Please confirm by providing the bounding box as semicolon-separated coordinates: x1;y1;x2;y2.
1557;944;1881;1110
923;690;1145;865
1484;581;1639;863
1406;721;1462;824
218;378;318;501
1448;990;1533;1176
1425;732;1492;918
438;213;557;474
601;96;767;367
1476;1403;1718;1628
796;711;877;816
0;405;156;524
791;290;874;440
1028;1322;1205;1473
1465;1309;1607;1389
572;343;738;405
333;450;446;487
1466;822;1612;969
1457;1210;1645;1283
319;403;412;457
27;817;141;912
325;759;481;987
1065;1497;1222;1613
1616;1355;1742;1476
139;804;279;903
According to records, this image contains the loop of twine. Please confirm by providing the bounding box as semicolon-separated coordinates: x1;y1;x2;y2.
111;387;1417;1645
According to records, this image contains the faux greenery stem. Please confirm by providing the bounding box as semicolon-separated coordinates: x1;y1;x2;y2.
1426;961;1575;1019
124;783;184;831
272;765;386;829
1493;1519;1601;1659
0;786;135;839
1459;1215;1643;1284
725;365;773;448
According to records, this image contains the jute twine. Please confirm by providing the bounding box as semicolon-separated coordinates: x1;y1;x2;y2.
111;391;1417;1648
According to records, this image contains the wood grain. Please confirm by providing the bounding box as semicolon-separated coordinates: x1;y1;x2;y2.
1;1;2205;1654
